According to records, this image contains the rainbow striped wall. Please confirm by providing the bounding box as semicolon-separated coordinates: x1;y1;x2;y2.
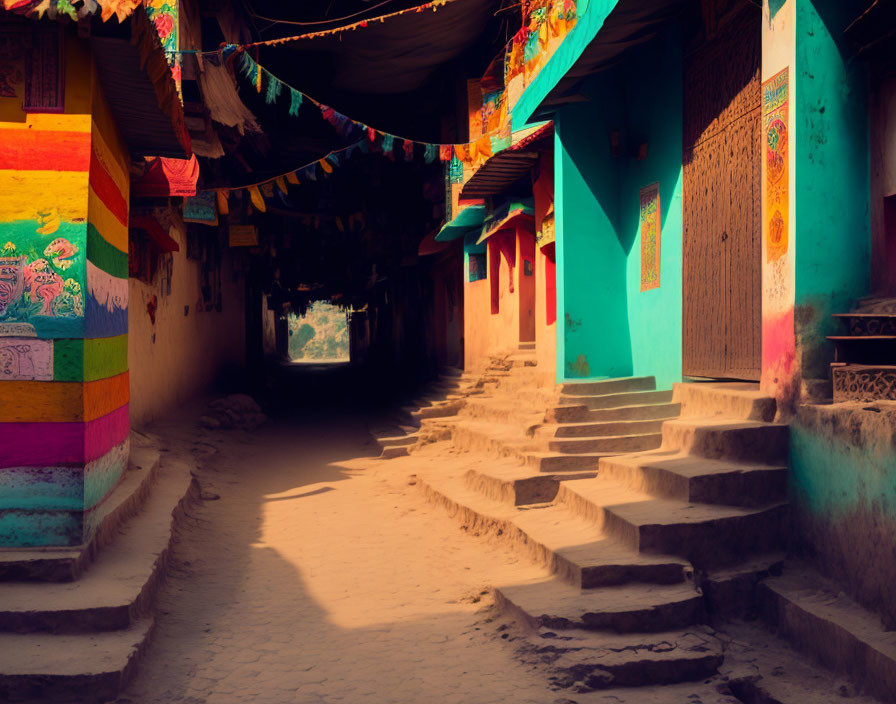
0;59;131;546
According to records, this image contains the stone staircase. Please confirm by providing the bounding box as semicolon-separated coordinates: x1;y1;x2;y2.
829;297;896;402
0;435;196;703
416;381;791;692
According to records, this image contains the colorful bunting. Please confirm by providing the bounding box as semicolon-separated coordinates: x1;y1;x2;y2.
216;190;229;215
288;88;303;116
248;185;266;212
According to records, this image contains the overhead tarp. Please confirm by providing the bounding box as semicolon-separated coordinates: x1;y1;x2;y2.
263;0;500;96
435;204;486;242
513;0;687;128
477;199;535;244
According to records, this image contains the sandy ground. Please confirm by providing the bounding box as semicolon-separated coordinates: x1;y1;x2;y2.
116;398;866;704
119;409;567;704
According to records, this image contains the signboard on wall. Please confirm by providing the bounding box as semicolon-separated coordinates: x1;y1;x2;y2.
229;225;258;247
639;182;661;291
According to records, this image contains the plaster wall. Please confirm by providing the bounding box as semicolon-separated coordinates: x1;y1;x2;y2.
535;246;556;385
553;29;683;388
463;228;528;371
128;226;245;430
790;404;896;628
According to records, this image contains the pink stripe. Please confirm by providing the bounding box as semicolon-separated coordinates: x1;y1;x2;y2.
0;405;129;469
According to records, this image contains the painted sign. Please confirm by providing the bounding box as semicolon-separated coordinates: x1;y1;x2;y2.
763;68;789;263
639;182;661;291
0;337;52;380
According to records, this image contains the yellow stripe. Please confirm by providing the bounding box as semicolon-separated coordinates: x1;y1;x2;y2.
91;86;129;185
0;372;129;423
88;187;128;253
0;114;91;132
91;121;129;197
0;170;88;222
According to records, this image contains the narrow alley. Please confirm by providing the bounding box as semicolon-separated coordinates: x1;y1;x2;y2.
1;0;896;701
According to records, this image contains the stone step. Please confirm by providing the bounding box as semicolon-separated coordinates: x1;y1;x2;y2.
549;433;663;455
495;577;705;633
559;389;674;411
519;626;724;690
0;441;161;583
524;452;609;473
759;565;896;702
598;451;787;506
701;552;785;620
420;470;690;590
560;376;657;397
448;419;536;458
374;433;419;448
557;478;788;568
408;399;465;420
461;397;552;425
462;462;581;506
832;311;896;336
661;418;789;464
379;445;410;459
551;417;670;438
0;460;194;634
546;402;681;424
518;341;536;350
672;382;776;422
0;618;153;702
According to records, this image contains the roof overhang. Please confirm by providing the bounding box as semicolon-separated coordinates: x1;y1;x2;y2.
513;0;686;128
460;123;553;199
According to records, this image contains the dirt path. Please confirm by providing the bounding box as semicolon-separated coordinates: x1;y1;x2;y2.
119;410;564;704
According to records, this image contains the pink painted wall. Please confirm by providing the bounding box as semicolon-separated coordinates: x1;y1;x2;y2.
535;244;557;385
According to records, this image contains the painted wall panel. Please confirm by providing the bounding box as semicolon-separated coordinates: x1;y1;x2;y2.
0;337;53;380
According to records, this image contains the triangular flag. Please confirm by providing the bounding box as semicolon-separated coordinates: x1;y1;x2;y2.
319;158;333;174
275;176;288;194
265;74;282;104
216;190;229;215
454;144;466;161
261;182;274;197
381;134;394;153
439;145;452;161
286;171;300;185
288;89;303;116
403;140;414;161
424;144;437;163
248;185;266;212
368;127;376;141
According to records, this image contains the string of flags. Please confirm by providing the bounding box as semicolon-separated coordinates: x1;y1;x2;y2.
236;52;511;166
200;139;366;214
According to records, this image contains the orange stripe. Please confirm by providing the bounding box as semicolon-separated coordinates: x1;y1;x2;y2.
89;150;127;227
0;372;129;423
0;129;91;171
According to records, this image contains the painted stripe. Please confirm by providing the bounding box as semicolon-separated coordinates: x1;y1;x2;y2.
88;151;127;228
0;404;129;468
84;295;128;339
86;260;128;313
86;223;128;276
90;124;128;197
0;439;129;511
87;188;128;253
0;510;81;547
53;335;128;382
0;115;91;132
0;129;91;171
0;170;89;223
0;372;128;423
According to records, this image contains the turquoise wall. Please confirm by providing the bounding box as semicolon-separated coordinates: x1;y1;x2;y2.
793;0;870;378
790;406;896;627
554;29;683;388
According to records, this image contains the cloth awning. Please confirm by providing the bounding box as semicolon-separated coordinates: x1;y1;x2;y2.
132;156;200;198
435;204;487;242
477;199;535;244
131;215;180;253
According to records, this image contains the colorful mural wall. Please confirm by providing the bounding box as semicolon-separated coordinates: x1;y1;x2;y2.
0;32;130;547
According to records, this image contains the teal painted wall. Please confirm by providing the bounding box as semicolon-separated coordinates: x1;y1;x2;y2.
793;0;870;378
554;29;683;388
790;406;896;627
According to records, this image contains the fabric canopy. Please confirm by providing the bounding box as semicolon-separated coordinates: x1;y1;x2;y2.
132;156;200;198
435;204;486;242
131;216;180;253
418;228;451;256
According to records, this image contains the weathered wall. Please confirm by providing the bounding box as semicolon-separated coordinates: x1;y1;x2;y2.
869;72;896;295
463;228;530;371
128;225;246;430
554;29;683;388
0;35;130;546
790;404;896;628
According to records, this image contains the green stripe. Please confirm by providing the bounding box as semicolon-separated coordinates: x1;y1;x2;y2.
53;335;128;382
86;223;127;278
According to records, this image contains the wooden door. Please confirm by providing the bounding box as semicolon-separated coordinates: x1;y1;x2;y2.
682;2;762;380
